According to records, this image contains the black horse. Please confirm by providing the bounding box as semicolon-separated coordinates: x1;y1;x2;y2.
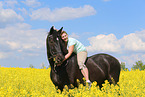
46;26;121;91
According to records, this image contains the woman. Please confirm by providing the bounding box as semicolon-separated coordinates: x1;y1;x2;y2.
60;30;91;86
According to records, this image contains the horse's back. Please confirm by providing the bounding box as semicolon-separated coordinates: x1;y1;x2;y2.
85;53;121;84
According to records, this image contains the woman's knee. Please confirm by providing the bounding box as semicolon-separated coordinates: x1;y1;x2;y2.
78;63;87;70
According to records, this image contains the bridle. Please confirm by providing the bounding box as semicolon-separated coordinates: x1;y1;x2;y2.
47;35;63;64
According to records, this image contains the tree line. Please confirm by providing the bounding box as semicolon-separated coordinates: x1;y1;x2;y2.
121;60;145;71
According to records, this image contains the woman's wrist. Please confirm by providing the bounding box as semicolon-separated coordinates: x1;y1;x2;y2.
62;55;67;62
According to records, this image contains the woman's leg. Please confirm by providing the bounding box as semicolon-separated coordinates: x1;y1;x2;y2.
81;68;89;81
77;51;91;82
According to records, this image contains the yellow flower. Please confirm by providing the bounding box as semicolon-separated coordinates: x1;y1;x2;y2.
0;67;145;96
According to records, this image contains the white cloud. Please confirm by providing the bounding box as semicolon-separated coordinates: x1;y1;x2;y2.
4;0;18;8
6;41;20;50
70;33;80;39
0;52;8;59
18;8;28;16
21;0;41;8
119;33;145;52
30;5;96;22
135;29;145;41
0;23;47;59
86;29;145;53
86;34;121;53
0;8;24;28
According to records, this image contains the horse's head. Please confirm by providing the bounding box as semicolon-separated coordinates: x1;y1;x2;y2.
46;26;65;65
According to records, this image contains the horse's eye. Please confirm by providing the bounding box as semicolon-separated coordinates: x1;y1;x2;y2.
48;35;54;42
50;40;53;43
49;38;53;43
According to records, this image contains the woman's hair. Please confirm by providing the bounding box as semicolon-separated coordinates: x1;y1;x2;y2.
60;31;68;36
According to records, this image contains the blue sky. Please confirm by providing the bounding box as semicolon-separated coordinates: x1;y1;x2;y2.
0;0;145;69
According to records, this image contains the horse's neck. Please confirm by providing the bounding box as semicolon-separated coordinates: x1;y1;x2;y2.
61;42;68;54
65;42;67;47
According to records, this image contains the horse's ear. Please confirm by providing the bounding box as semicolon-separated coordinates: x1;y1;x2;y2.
58;27;63;34
49;26;54;35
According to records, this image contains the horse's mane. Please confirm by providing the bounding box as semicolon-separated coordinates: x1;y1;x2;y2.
58;35;68;55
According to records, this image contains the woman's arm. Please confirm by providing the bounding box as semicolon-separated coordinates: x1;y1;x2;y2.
63;45;74;62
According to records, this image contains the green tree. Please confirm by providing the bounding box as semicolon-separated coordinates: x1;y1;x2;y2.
41;63;46;69
29;64;34;68
121;62;128;71
132;60;145;70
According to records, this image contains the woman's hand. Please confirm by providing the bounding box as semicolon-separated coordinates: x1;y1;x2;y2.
63;45;74;61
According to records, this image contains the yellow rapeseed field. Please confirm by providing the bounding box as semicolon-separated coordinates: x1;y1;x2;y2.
0;67;145;97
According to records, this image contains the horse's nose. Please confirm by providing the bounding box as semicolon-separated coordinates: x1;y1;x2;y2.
56;56;62;63
57;57;61;62
56;53;65;63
